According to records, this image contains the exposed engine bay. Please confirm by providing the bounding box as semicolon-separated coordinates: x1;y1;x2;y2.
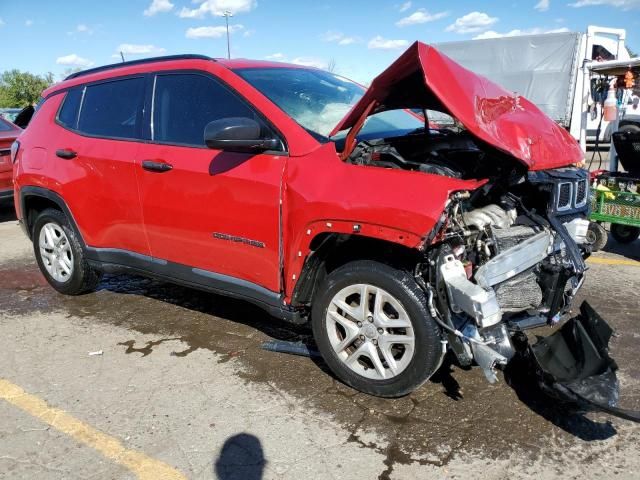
347;128;524;180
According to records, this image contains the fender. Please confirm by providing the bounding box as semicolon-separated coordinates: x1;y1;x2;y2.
18;186;85;246
284;220;425;302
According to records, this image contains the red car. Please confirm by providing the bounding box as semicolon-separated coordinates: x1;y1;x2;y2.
0;116;21;202
12;43;614;399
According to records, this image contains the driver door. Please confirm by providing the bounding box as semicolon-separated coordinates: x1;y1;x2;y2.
136;72;286;292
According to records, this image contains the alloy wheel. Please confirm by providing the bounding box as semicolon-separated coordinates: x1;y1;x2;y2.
39;222;74;283
325;283;415;380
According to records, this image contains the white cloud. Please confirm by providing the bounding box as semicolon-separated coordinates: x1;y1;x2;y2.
445;11;498;34
117;43;167;55
320;31;359;45
243;29;255;37
144;0;174;16
0;18;5;27
56;54;94;67
25;19;33;27
569;0;640;8
263;53;326;69
534;0;550;11
338;37;357;45
290;57;327;69
179;0;257;18
399;1;412;12
368;35;409;50
76;24;93;34
473;27;569;39
396;9;449;27
185;24;243;38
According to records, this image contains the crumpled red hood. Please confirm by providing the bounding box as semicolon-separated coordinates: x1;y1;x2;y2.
331;41;583;170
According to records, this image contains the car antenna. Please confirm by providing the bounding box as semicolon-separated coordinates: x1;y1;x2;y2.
120;51;125;63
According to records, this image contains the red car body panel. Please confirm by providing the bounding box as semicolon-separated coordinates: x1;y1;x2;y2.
15;46;575;302
331;41;584;170
15;95;149;253
281;143;485;299
0;118;21;197
137;143;285;292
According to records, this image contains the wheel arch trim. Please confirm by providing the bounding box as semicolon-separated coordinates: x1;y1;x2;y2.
19;186;86;247
287;223;424;304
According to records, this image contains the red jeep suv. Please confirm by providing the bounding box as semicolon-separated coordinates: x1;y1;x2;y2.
13;43;598;398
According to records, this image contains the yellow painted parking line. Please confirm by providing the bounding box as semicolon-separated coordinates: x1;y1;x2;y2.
0;378;186;480
587;257;640;267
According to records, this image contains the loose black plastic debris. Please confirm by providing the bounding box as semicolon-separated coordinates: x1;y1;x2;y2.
261;340;321;358
529;301;640;423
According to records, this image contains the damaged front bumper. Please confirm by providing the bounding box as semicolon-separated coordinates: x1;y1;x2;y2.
520;301;639;422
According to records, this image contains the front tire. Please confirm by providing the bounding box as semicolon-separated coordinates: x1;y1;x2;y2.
32;208;102;295
311;260;443;397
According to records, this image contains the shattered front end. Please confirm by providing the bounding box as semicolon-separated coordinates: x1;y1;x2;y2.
417;169;637;421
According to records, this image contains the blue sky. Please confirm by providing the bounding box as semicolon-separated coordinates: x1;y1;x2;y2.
1;0;639;83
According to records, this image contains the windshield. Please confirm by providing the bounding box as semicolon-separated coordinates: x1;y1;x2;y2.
234;67;423;139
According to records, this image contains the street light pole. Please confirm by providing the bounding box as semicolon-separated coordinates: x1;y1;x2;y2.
222;10;233;59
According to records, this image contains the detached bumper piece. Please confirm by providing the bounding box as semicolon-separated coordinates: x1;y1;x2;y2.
527;302;639;422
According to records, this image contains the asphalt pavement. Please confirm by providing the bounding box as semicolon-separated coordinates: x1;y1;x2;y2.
0;202;638;480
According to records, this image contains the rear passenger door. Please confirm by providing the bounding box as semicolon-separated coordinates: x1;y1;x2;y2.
54;77;149;254
136;71;285;292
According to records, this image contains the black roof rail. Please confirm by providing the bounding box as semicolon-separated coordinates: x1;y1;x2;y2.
65;54;215;80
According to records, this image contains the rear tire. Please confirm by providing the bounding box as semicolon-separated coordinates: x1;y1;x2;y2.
311;260;443;398
610;224;640;244
586;222;608;251
32;208;102;295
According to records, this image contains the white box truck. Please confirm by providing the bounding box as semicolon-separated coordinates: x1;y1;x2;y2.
435;26;639;153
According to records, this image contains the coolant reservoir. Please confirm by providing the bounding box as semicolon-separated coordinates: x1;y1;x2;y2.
603;85;618;122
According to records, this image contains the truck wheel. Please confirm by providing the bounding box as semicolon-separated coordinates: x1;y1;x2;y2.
586;222;608;251
311;260;443;398
32;208;102;295
610;224;640;244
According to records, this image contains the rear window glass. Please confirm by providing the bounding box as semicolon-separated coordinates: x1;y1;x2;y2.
0;118;12;131
58;88;83;129
77;77;145;139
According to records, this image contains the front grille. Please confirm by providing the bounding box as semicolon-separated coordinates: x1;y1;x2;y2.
557;182;572;211
575;179;588;207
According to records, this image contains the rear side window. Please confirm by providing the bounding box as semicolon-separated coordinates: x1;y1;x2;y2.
77;77;145;139
152;73;263;146
58;88;83;129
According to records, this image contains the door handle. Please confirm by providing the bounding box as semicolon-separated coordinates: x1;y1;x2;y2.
56;149;77;160
142;160;173;173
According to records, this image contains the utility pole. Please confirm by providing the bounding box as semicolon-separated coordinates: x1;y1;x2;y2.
221;10;233;59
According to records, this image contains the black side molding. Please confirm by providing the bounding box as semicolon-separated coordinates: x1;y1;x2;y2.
85;247;306;324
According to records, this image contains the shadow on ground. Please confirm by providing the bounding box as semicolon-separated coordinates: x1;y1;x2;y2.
603;238;640;260
0;203;17;223
214;433;265;480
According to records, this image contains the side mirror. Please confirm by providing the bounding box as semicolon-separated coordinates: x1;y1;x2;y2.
204;117;279;153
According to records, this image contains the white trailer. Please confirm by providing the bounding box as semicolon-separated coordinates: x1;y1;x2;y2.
435;26;639;155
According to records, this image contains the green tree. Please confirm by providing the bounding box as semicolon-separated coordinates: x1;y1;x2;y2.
0;70;54;108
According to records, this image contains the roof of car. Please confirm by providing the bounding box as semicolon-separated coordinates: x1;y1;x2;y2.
43;54;319;98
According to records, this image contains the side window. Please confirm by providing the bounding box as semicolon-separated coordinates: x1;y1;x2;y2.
153;73;268;146
77;77;145;139
58;88;83;129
